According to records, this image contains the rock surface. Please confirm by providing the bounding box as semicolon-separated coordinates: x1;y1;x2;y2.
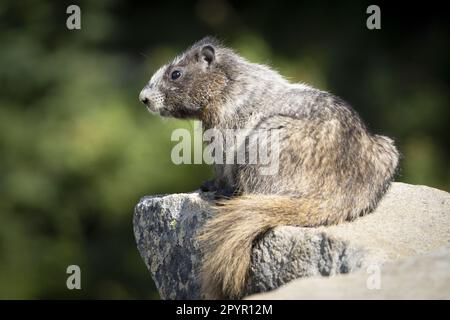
246;248;450;299
133;182;450;299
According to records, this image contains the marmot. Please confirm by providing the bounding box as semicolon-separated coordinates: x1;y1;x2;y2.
139;37;399;299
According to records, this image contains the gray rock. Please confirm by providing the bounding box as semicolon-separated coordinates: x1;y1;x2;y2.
246;248;450;300
133;192;214;299
133;182;450;299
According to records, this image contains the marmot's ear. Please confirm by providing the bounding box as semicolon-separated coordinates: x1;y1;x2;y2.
200;45;215;66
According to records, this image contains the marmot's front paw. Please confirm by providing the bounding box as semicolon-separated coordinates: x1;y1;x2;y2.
200;180;217;192
214;186;236;199
200;181;236;198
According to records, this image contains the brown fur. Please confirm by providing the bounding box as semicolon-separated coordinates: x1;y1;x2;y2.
197;195;337;299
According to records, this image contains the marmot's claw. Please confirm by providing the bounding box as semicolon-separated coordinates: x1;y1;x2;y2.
214;186;236;199
200;180;217;192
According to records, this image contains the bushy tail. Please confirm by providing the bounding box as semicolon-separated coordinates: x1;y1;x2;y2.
197;195;339;299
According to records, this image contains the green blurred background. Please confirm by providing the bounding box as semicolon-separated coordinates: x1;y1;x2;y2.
0;0;448;299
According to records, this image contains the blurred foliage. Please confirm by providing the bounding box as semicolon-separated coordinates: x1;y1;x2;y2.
0;0;448;299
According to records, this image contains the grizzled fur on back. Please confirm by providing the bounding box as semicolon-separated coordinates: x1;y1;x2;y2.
139;37;400;299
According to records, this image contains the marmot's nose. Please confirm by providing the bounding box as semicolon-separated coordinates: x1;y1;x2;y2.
139;89;149;105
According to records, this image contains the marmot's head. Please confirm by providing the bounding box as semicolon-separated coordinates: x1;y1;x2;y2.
139;37;231;119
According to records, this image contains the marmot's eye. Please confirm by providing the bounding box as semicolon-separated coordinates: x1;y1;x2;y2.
171;70;182;80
